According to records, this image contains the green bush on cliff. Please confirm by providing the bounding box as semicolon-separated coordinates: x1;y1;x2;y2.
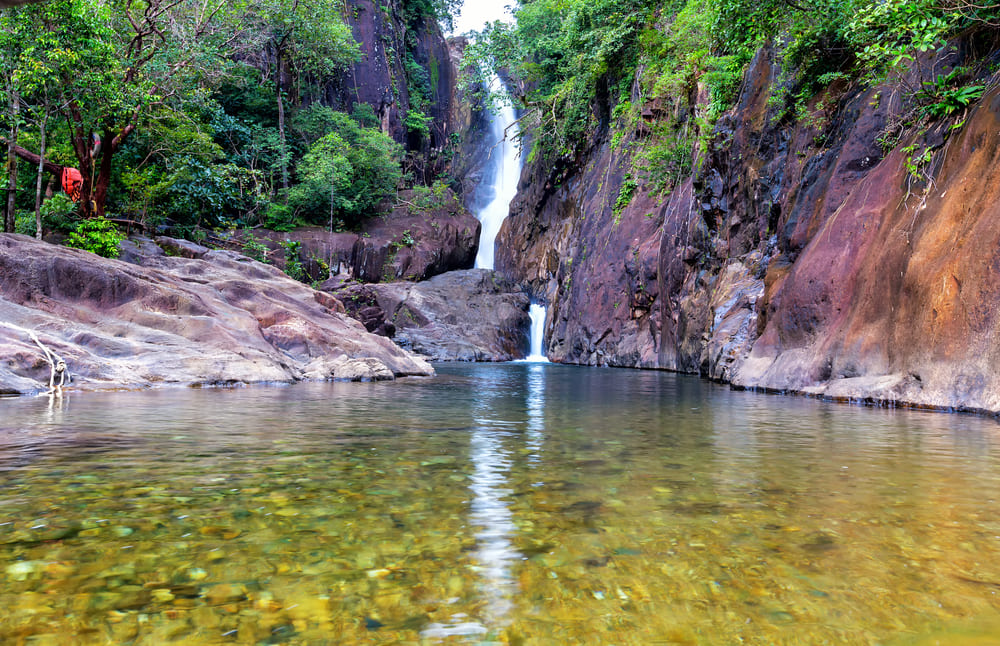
462;0;658;160
462;0;988;179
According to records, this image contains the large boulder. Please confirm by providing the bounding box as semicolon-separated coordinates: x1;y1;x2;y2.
332;269;531;362
0;234;433;395
234;190;480;285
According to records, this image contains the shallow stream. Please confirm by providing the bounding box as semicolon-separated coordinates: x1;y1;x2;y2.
3;364;1000;644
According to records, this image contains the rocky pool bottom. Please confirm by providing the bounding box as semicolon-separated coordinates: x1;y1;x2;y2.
2;364;1000;645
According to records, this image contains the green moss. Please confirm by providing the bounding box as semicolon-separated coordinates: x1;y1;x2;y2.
429;51;440;93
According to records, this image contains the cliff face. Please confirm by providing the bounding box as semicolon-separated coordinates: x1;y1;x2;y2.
498;42;1000;413
322;5;493;208
321;0;459;179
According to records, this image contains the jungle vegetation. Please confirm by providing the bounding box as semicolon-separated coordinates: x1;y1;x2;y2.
0;0;457;240
463;0;999;196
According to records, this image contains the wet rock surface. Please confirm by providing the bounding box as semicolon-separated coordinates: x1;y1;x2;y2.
0;234;433;395
332;269;530;361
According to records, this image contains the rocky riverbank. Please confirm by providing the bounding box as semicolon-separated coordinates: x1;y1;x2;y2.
0;234;433;396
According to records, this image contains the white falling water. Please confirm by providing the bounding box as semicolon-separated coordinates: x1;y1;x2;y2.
470;82;550;361
474;87;521;271
526;303;549;363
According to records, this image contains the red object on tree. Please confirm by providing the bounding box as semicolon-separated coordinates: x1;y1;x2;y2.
61;167;83;202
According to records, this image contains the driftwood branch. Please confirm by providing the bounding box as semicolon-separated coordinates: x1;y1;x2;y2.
0;322;69;394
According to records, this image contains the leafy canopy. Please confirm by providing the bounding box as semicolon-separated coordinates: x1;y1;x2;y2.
287;107;403;227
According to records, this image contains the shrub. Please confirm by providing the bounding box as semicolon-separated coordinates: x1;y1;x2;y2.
14;212;37;237
264;202;297;232
281;239;306;282
40;194;78;233
65;218;124;258
405;179;457;214
241;229;270;262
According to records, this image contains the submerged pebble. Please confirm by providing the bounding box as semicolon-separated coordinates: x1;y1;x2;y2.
1;367;1000;644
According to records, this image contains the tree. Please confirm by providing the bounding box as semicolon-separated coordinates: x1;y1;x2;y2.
5;2;71;237
0;11;22;233
236;0;359;194
3;89;17;233
287;108;402;227
2;0;245;217
462;0;657;160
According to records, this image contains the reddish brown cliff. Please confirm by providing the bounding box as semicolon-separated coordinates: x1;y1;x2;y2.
497;42;1000;413
321;0;459;180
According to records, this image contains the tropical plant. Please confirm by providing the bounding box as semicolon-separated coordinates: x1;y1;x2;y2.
287;110;402;227
65;217;123;258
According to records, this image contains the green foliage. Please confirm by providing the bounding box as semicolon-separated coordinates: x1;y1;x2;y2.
709;0;782;56
281;239;306;282
461;0;989;186
287;109;402;227
915;68;985;118
247;0;361;79
403;47;434;143
65;218;124;258
462;0;658;159
847;0;955;79
264;203;298;232
241;229;270;262
903;142;934;180
405;179;457;214
155;157;264;228
402;0;463;31
14;212;37;237
309;255;331;288
39;194;78;233
613;178;637;223
404;109;433;138
641;131;696;195
0;0;372;229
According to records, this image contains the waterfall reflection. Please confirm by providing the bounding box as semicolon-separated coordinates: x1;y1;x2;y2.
469;424;518;624
526;363;546;463
423;370;524;639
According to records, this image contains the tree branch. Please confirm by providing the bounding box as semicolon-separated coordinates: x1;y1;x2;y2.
0;138;64;175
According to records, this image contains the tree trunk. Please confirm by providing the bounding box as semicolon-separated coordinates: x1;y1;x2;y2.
4;141;64;175
33;110;47;239
330;175;336;233
5;92;18;233
91;129;114;218
277;86;289;193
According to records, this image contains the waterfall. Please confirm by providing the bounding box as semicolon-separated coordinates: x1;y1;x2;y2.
471;78;548;361
474;83;520;270
526;303;549;363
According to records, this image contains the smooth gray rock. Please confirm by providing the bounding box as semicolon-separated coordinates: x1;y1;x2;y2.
332;269;531;362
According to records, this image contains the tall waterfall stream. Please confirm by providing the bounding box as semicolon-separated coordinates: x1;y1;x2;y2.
472;83;548;362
